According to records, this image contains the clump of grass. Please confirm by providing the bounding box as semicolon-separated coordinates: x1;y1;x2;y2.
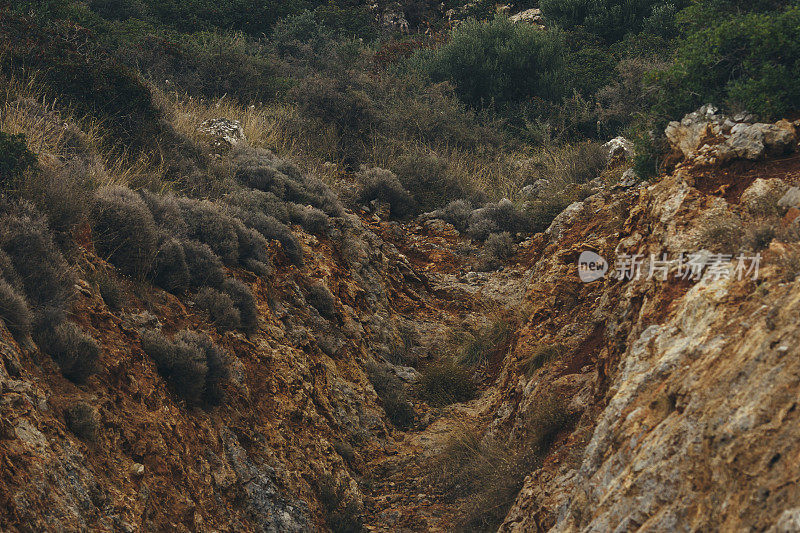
457;318;512;367
520;344;565;376
307;282;337;320
417;361;476;407
95;270;124;312
429;395;571;531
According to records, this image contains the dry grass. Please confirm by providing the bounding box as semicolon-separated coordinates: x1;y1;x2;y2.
1;75;168;191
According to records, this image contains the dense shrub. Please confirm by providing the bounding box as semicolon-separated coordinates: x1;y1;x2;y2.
426;199;473;232
289;203;330;234
409;17;566;111
152;238;191;293
0;131;36;188
291;74;381;167
481;232;515;267
64;402;100;442
141;330;208;406
0;278;32;339
23;162;92;235
142;329;230;406
417;361;476;407
240;213;303;266
176;330;229;406
140;191;189;237
92;187;158;279
657;6;800;119
0;212;73;310
366;362;416;429
195;288;241;331
221;278;259;331
178;198;240;265
467;199;533;241
392;150;473;213
354;167;416;218
182;240;227;289
540;0;687;43
35;319;100;383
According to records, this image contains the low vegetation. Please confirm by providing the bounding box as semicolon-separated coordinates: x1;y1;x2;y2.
417;361;476;407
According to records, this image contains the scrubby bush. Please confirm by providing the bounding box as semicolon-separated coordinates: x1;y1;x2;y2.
409;17;566;111
481;232;515;267
241;213;304;266
23;162;92;236
0;278;32;339
92;187;158;279
657;6;800;120
467;199;532;241
366;362;415;429
221;278;259;331
233;222;274;277
178;198;240;265
289;203;330;234
392;150;471;213
64;402;100;442
151;238;190;293
354;167;416;218
142;329;230;406
0;212;73;310
0;131;36;188
744;222;778;251
35;319;100;383
540;0;687;42
183;240;226;289
176;330;229;406
307;283;337;320
417;361;476;407
427;199;473;232
195;288;241;331
140;191;189;237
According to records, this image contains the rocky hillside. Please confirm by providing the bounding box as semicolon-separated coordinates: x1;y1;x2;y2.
3;105;800;532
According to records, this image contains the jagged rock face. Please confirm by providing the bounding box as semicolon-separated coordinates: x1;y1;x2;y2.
665;105;798;166
496;144;800;531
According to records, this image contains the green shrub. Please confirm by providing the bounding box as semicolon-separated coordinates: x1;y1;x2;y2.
65;401;100;442
0;131;36;188
195;287;241;331
417;361;476;407
409;17;566;111
540;0;687;43
0;278;32;339
92;187;158;279
178;198;240;266
657;6;800;120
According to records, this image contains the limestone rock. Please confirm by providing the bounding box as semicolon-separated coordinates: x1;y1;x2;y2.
197;118;245;150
